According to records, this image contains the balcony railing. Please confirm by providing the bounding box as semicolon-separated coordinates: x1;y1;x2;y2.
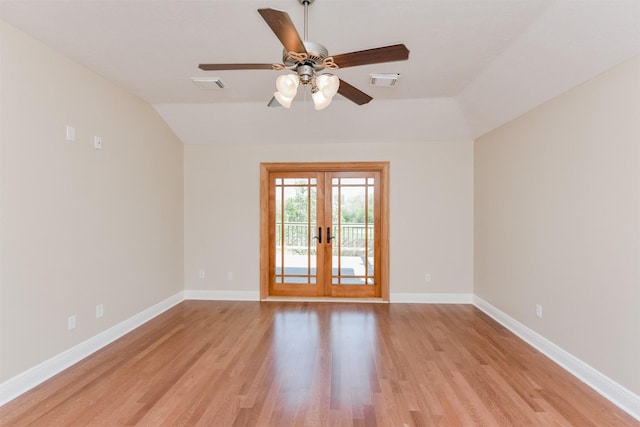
275;222;373;253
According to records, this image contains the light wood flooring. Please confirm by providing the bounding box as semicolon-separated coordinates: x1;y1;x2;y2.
1;301;637;426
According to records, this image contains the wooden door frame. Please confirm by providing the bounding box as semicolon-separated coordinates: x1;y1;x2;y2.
260;162;390;301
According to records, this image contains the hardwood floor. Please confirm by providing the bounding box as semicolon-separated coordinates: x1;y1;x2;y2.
1;301;637;426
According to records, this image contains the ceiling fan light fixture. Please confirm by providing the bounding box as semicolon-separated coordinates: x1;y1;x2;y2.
296;64;315;85
316;73;339;98
275;74;300;97
274;91;294;108
311;89;332;110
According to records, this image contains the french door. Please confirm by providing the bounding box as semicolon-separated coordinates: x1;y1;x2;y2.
260;162;389;299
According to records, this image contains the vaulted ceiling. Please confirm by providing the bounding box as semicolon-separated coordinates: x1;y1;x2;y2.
1;0;638;144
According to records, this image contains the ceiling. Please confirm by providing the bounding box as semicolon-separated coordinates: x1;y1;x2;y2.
1;0;639;144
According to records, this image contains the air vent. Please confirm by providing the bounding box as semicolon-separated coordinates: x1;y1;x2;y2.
191;77;225;89
369;73;400;87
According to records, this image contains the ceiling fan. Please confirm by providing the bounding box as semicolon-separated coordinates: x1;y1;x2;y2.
198;0;409;109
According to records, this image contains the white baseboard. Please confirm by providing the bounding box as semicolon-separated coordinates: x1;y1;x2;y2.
187;291;472;304
0;291;185;406
390;292;473;304
184;289;260;301
473;296;640;422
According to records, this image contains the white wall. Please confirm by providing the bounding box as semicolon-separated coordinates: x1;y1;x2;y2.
0;21;184;382
184;141;474;298
474;56;640;394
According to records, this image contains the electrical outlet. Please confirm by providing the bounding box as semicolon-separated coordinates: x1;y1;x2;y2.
94;136;102;150
227;271;233;281
425;274;431;283
536;304;543;319
68;315;77;330
96;304;104;318
198;269;205;279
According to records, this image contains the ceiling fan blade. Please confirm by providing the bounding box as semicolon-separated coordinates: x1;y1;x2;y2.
332;44;410;69
337;79;373;105
258;8;306;54
199;63;278;71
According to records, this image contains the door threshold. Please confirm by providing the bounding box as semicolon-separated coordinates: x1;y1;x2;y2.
262;296;388;303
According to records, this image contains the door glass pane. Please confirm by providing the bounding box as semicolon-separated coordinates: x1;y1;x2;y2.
331;176;375;285
274;178;317;285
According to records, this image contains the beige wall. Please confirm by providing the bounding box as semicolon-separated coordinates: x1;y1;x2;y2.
0;21;184;381
475;56;640;394
184;141;474;297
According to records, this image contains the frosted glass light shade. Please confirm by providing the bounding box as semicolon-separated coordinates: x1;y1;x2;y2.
274;91;294;108
316;74;340;98
312;90;331;110
275;74;300;98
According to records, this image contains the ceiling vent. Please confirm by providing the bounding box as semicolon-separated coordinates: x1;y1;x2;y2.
369;73;400;87
191;77;225;89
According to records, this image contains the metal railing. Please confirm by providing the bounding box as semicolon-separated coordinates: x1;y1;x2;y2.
275;222;373;251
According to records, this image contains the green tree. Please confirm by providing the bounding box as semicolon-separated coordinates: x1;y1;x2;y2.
335;192;374;224
285;186;314;223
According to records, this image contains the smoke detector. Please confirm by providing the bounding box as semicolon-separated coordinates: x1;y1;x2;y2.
369;73;399;87
191;77;225;89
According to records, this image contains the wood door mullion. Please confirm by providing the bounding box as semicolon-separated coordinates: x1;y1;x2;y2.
322;172;332;296
373;172;382;297
316;173;326;296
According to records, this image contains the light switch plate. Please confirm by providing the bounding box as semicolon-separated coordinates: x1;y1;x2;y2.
66;126;75;141
68;315;77;330
96;304;104;318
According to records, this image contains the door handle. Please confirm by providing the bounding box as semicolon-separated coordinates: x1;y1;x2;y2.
327;227;335;244
313;227;322;244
